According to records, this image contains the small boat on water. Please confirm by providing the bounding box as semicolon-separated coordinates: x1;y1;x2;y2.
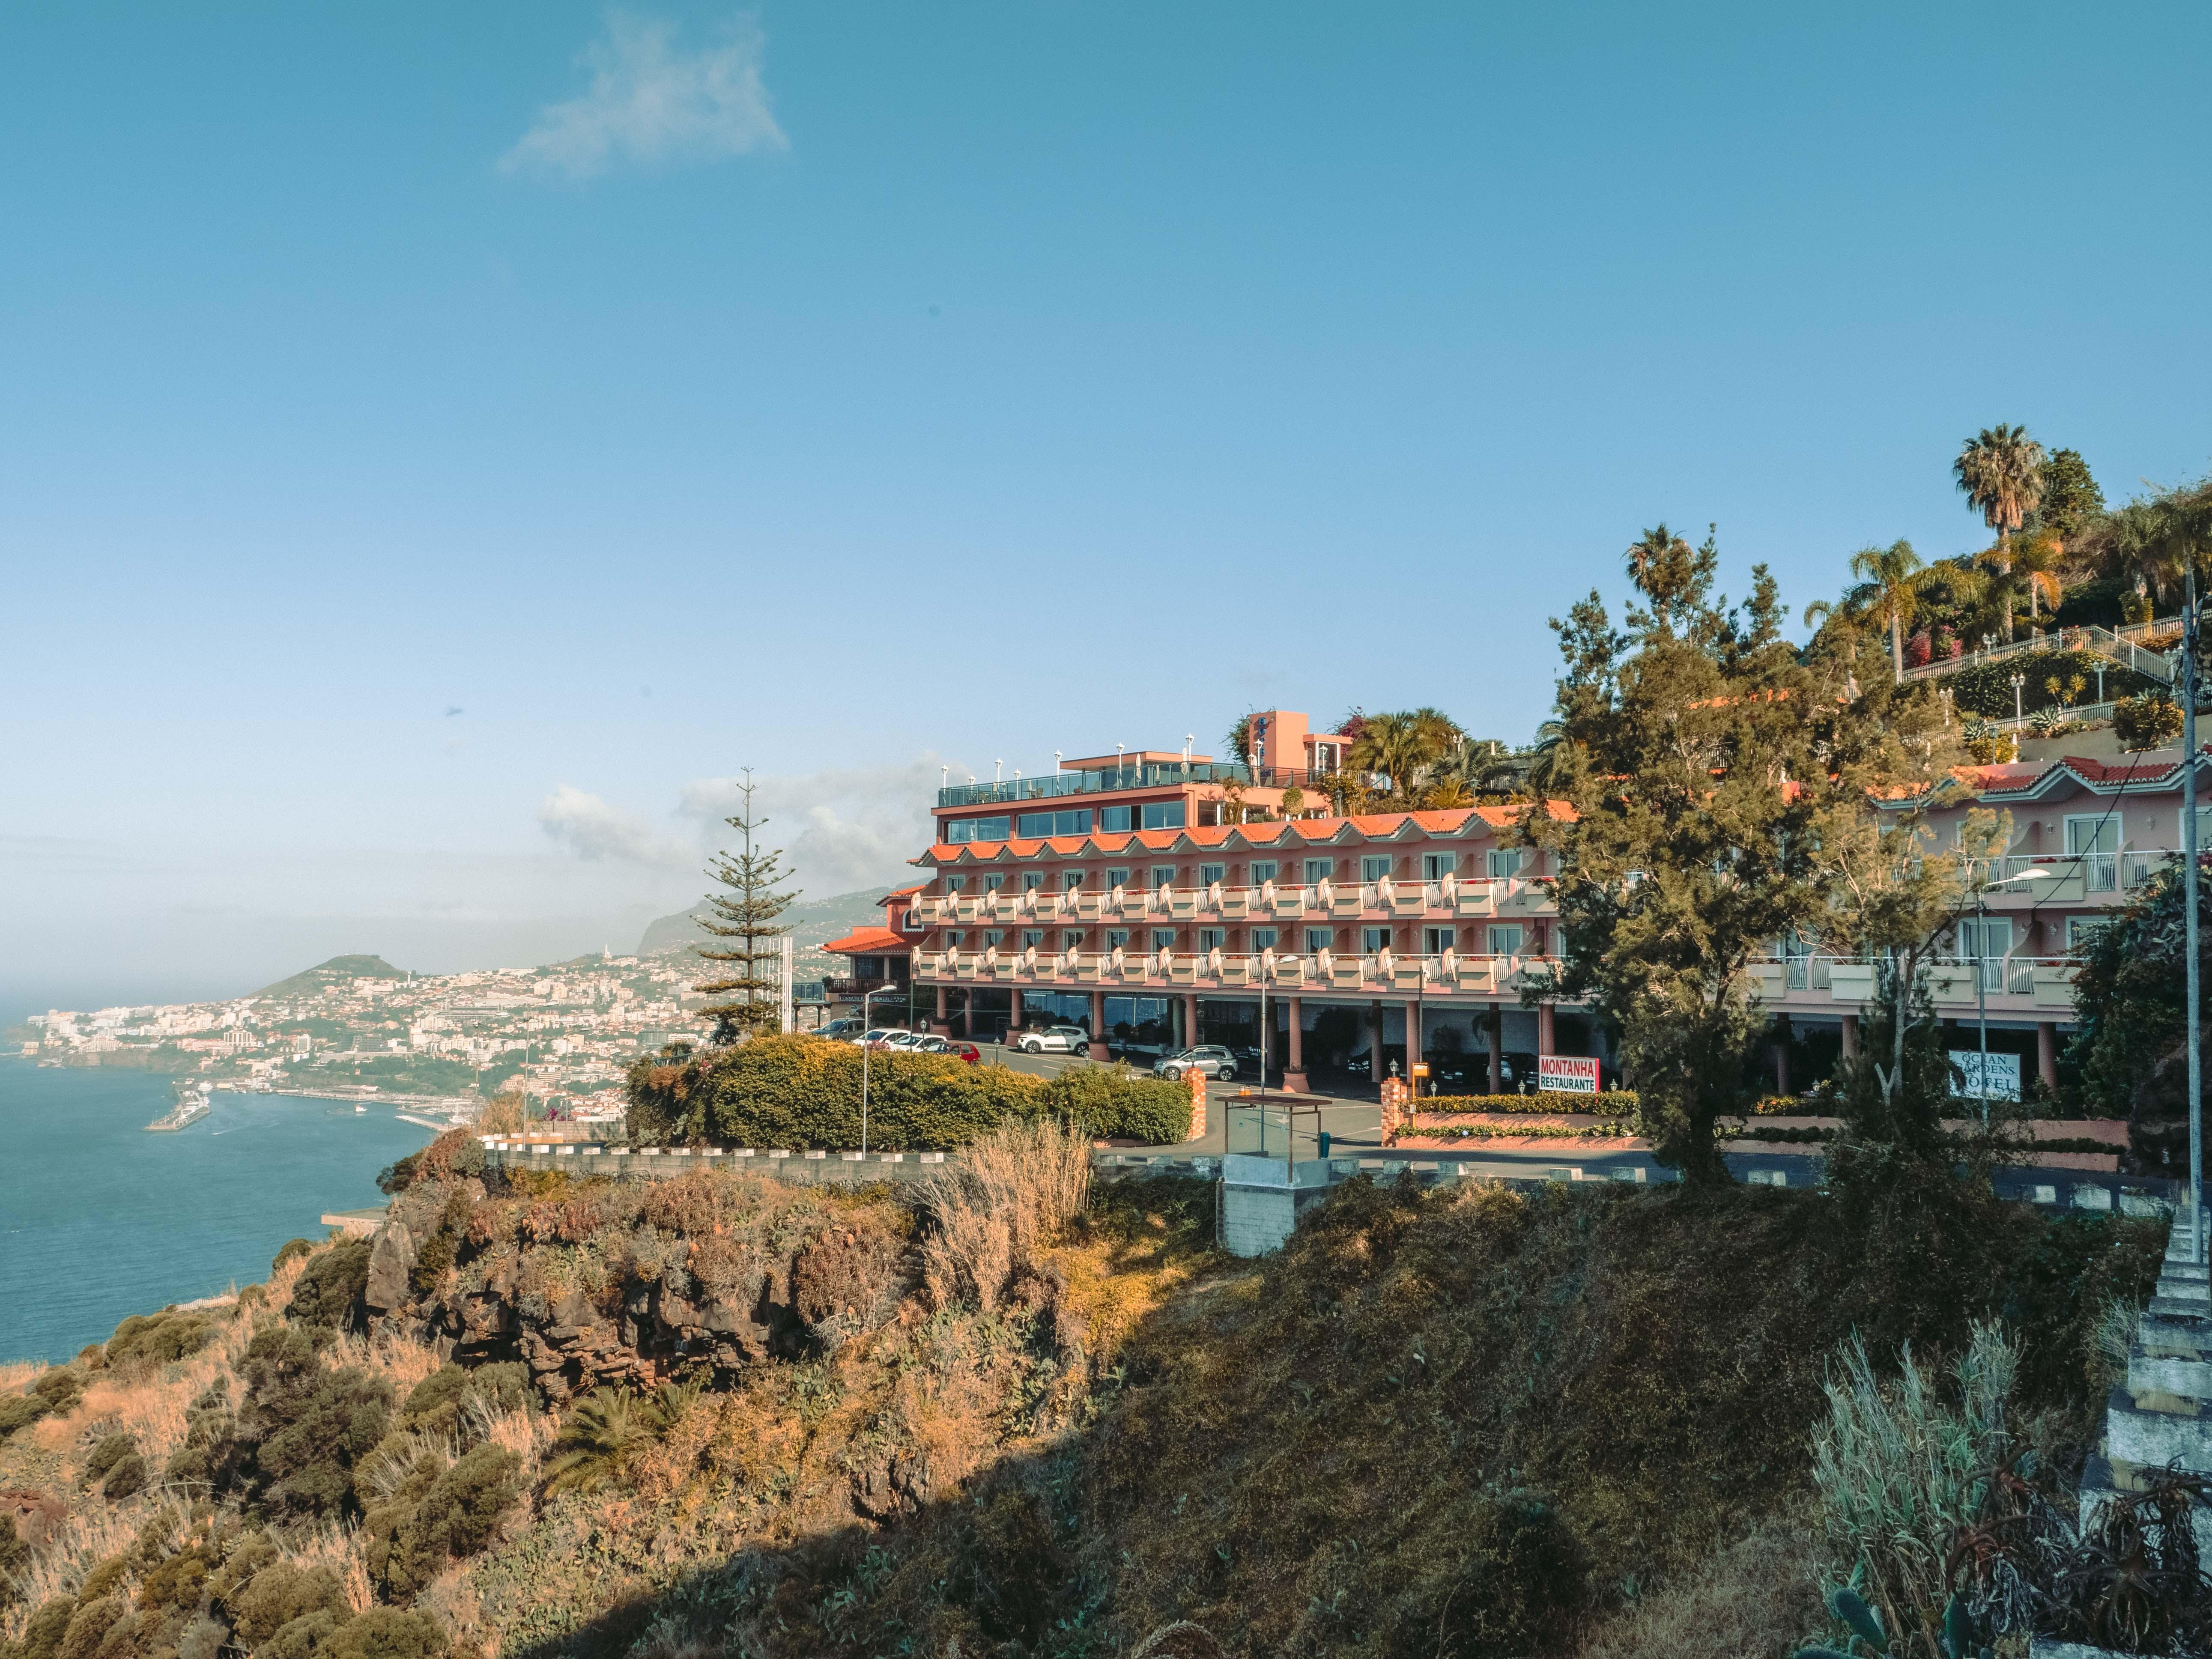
146;1083;213;1133
355;1104;366;1113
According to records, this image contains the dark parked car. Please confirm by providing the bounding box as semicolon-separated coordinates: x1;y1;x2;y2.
1154;1045;1240;1081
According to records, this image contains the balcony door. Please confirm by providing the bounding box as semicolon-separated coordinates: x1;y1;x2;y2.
1958;916;2013;991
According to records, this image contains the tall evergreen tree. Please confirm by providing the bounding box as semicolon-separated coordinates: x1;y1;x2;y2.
695;772;797;1045
1528;526;1953;1185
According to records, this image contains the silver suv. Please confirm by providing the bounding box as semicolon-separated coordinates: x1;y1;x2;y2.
1014;1025;1091;1057
1155;1045;1239;1081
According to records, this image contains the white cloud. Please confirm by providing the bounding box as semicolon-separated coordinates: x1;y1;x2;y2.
678;755;955;898
538;784;693;868
502;12;788;179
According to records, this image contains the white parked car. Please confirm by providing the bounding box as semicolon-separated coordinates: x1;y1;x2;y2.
1154;1045;1240;1081
1013;1025;1091;1057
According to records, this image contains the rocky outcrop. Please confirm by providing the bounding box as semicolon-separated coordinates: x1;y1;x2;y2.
364;1221;416;1312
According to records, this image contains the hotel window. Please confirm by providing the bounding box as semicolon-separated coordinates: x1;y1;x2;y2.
1422;853;1456;880
1361;855;1391;881
1487;847;1525;878
1362;927;1390;952
1063;930;1085;950
1305;858;1334;883
946;815;1010;843
2065;915;2105;951
985;930;1005;946
1424;927;1455;954
1151;865;1177;889
1151;929;1176;951
1249;860;1279;884
1140;802;1186;830
1018;809;1093;837
1106;929;1131;949
1064;871;1084;889
1198;928;1226;950
1106;867;1131;889
1487;924;1524;956
1022;930;1044;948
1305;927;1334;952
1023;871;1046;890
946;931;966;947
1199;863;1225;885
984;873;1006;891
1250;928;1279;949
1099;805;1134;833
943;875;965;892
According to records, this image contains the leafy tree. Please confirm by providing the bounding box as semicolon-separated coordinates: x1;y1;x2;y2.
1953;424;2047;637
696;771;798;1047
288;1239;370;1331
2036;447;2105;543
1528;525;1952;1185
2069;863;2212;1175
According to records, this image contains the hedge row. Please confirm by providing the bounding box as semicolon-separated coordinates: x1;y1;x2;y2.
1411;1092;1638;1116
624;1035;1193;1151
1942;647;2157;719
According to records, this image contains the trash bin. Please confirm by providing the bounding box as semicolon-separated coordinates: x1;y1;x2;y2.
1318;1130;1331;1159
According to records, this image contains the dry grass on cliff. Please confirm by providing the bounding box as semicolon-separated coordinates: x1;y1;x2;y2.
917;1119;1093;1312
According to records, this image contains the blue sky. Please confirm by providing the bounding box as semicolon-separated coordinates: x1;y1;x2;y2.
4;2;2208;1014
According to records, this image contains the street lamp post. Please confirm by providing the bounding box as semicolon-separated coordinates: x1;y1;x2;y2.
858;982;904;1156
2185;559;2204;1261
2011;673;2027;723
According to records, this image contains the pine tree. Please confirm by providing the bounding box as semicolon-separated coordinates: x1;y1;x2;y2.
696;772;797;1045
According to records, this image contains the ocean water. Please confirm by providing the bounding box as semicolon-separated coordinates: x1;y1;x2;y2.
0;1062;435;1363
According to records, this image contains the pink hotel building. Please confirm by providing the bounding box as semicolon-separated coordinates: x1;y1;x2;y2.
827;708;2210;1097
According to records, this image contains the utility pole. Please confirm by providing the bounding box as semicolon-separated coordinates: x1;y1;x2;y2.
2186;558;2204;1262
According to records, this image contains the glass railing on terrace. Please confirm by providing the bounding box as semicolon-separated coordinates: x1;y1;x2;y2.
937;760;1252;808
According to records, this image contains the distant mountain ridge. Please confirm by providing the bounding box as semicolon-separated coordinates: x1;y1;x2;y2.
638;887;894;968
252;954;410;1000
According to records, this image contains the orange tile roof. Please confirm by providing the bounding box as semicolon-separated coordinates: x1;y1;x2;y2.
884;882;927;901
823;926;909;956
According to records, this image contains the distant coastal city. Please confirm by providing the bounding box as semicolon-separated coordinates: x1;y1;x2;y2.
4;887;895;1125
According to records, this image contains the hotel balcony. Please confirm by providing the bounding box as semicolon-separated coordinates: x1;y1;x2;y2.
911;946;1556;1000
904;874;1556;929
1749;953;2080;1015
1963;850;2172;903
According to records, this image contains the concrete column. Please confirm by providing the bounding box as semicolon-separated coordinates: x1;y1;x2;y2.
1090;990;1109;1059
1009;989;1023;1040
1537;1002;1555;1057
1405;1000;1422;1095
1370;1000;1385;1089
1487;1005;1503;1094
2038;1021;2059;1094
1841;1013;1859;1062
1183;993;1200;1050
1284;996;1307;1092
1773;1014;1791;1097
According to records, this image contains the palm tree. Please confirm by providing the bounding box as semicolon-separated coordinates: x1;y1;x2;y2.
1954;425;2046;638
541;1385;678;1495
1625;524;1696;630
1844;540;1925;684
1347;710;1455;806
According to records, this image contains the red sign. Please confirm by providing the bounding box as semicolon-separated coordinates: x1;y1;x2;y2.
1537;1055;1599;1095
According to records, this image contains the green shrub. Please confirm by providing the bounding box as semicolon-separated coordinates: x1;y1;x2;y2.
32;1369;80;1407
100;1455;148;1501
272;1238;316;1273
53;1595;127;1659
18;1599;76;1659
105;1313;213;1368
288;1240;371;1331
627;1034;1047;1150
76;1558;128;1604
0;1515;28;1610
2114;690;2183;752
0;1394;48;1438
84;1434;138;1484
1035;1065;1192;1143
1413;1092;1638;1116
319;1608;450;1659
230;1564;346;1649
264;1609;344;1659
136;1547;209;1614
1946;647;2153;719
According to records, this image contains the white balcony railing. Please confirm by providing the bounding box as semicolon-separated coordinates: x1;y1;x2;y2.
909;948;1552;995
912;874;1552;928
